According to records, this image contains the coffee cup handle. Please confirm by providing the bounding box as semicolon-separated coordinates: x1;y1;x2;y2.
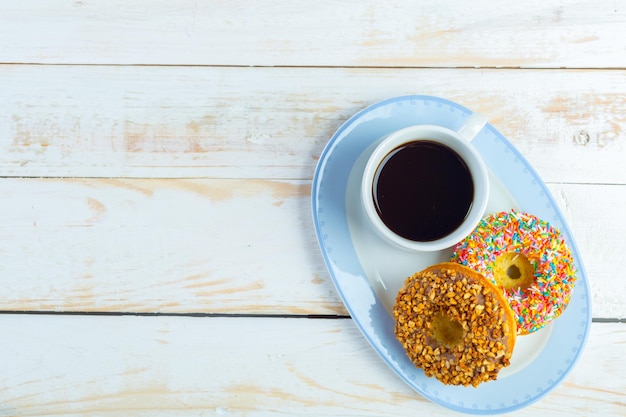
457;112;488;142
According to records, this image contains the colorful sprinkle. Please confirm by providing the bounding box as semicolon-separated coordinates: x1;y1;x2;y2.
450;210;577;334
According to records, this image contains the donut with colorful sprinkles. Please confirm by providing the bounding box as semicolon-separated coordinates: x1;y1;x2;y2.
450;210;577;335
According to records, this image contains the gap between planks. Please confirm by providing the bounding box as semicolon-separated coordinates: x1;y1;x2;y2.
0;311;622;323
0;310;350;319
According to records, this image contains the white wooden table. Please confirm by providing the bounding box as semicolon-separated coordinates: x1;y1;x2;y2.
0;2;624;416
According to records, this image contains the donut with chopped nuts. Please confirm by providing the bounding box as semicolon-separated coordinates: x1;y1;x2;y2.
393;262;516;387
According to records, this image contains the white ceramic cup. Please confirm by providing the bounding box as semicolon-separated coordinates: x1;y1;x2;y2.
361;113;489;252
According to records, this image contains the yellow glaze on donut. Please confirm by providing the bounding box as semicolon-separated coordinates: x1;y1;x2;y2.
493;252;535;292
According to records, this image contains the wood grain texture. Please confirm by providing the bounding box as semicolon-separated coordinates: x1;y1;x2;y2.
0;315;622;417
1;65;624;183
1;1;625;68
0;178;621;318
0;178;336;315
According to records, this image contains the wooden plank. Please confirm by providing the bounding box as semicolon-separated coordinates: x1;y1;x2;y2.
0;315;622;416
1;65;624;183
0;178;338;315
1;1;625;68
0;178;622;318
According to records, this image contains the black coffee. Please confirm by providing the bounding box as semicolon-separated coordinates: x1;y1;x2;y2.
373;141;474;242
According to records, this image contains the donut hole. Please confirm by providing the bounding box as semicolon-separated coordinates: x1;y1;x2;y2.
506;264;521;279
431;313;464;348
494;252;535;292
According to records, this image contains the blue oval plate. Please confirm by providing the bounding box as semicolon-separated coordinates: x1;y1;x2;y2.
311;95;591;414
